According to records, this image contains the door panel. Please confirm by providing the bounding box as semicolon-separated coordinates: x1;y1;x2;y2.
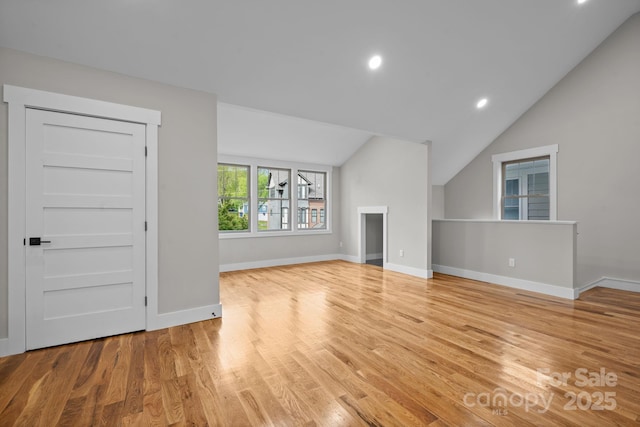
25;109;146;350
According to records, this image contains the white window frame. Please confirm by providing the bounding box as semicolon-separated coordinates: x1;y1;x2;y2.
492;144;558;221
218;154;332;238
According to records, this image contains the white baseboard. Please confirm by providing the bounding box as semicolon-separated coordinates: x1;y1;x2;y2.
385;262;433;279
340;254;360;263
433;264;577;300
0;305;223;357
578;277;640;295
336;255;433;279
0;304;222;357
220;254;342;272
148;303;222;331
366;252;383;261
221;253;430;281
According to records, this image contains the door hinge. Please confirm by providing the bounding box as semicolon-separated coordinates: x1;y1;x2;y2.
144;221;148;231
145;146;148;157
23;238;26;246
145;296;148;306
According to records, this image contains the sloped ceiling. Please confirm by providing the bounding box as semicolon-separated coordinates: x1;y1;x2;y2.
1;0;639;184
218;103;374;167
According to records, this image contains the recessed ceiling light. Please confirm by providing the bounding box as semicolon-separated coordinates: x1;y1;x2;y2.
577;0;587;4
368;55;382;70
476;98;488;109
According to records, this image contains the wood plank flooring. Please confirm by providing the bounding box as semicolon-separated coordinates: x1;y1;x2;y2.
1;260;639;426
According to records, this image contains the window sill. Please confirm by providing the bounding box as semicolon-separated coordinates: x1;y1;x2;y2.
219;229;332;239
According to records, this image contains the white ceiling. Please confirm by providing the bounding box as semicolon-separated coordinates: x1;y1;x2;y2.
218;103;374;167
1;0;639;184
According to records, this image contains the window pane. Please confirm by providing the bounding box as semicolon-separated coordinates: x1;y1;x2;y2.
528;172;549;196
258;167;289;199
528;196;550;220
311;201;326;228
217;164;249;231
256;167;290;231
504;197;519;208
502;156;550;221
534;158;549;171
298;174;308;199
298;170;326;230
218;164;248;198
258;199;290;231
505;179;519;197
298;207;308;229
503;206;519;220
298;171;325;199
282;207;289;228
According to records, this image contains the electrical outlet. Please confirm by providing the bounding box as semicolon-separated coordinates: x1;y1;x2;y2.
339;241;343;248
508;258;516;268
399;249;404;257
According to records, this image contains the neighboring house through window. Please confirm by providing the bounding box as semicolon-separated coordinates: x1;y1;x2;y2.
258;167;290;231
297;170;326;230
492;145;558;221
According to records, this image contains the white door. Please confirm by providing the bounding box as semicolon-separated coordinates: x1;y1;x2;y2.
25;109;147;350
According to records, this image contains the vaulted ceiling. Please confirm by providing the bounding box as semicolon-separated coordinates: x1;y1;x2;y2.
2;0;639;184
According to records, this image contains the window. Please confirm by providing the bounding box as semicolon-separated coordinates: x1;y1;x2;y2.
492;145;558;221
217;164;250;231
218;156;331;237
297;170;326;230
257;167;290;231
502;157;550;220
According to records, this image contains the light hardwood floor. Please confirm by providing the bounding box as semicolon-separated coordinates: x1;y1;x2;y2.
0;260;639;426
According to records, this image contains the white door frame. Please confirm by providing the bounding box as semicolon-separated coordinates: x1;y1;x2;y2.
2;85;161;356
358;206;388;265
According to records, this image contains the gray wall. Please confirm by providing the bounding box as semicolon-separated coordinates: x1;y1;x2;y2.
218;168;341;266
365;214;384;259
433;220;576;288
444;13;640;286
0;47;219;337
431;185;445;220
340;136;430;271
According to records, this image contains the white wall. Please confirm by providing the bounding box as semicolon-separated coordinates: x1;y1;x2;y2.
433;220;576;298
340;136;431;276
444;13;640;287
0;47;219;337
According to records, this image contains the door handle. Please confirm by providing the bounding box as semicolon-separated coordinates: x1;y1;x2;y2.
29;237;51;246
